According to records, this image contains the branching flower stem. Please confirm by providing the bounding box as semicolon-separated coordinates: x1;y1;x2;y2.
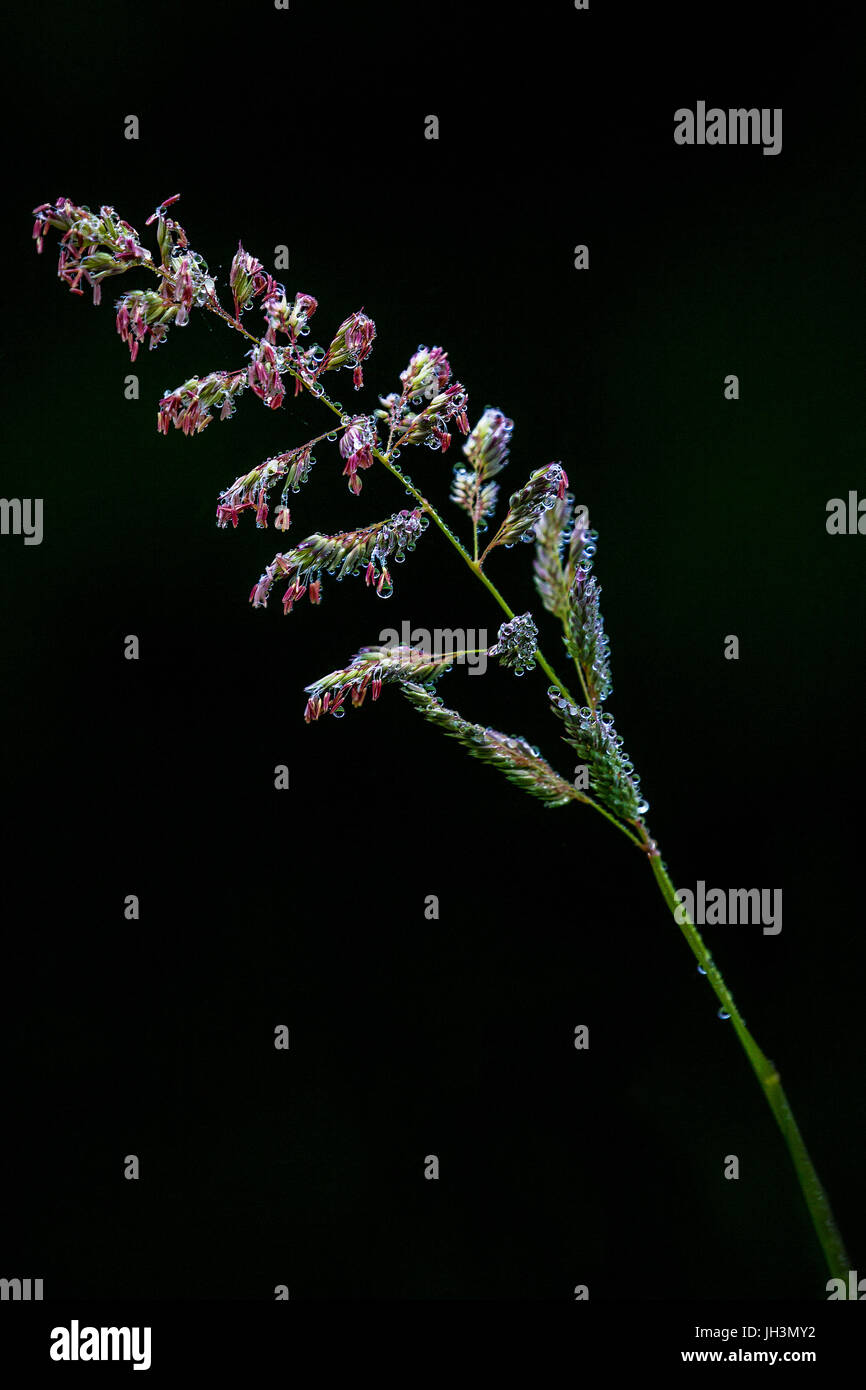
200;290;588;700
45;221;849;1283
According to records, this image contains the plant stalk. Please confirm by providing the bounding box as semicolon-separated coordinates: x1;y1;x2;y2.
648;851;851;1282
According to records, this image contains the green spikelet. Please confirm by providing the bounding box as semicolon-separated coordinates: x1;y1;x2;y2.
401;682;580;809
548;691;647;822
535;499;612;705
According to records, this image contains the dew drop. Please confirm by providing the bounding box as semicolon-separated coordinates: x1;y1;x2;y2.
326;431;338;441
697;964;706;975
332;706;346;719
377;580;394;598
717;1007;731;1020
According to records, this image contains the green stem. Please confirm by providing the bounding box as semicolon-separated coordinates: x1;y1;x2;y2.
374;451;579;702
648;851;851;1283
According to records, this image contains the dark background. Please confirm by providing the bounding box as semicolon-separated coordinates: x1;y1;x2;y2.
1;1;863;1307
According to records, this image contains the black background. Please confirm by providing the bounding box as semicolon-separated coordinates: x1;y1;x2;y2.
1;0;863;1321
